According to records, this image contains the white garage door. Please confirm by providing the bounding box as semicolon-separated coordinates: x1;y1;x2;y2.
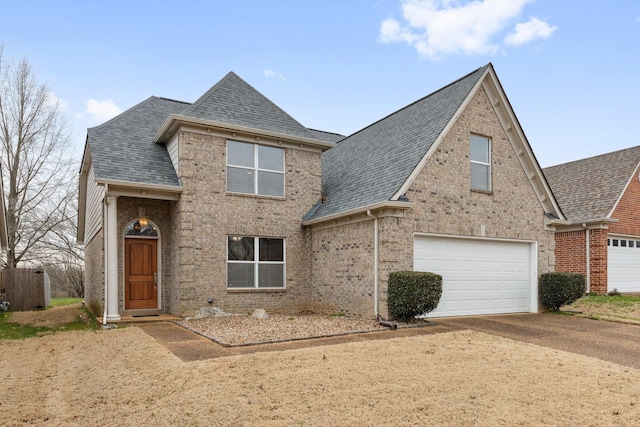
607;236;640;293
413;236;535;317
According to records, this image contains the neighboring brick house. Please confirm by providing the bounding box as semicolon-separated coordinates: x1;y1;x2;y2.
78;63;563;321
544;146;640;294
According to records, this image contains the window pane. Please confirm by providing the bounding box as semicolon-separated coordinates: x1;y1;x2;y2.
228;263;255;288
259;238;284;261
124;219;157;236
471;163;490;191
258;264;284;288
227;167;255;194
228;237;254;261
258;145;283;171
258;171;284;197
227;141;254;167
470;135;489;163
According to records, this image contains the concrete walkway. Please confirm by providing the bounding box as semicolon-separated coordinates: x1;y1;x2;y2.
138;314;640;369
136;321;455;362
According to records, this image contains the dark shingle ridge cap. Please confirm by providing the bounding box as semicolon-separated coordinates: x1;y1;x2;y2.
158;96;191;105
307;128;345;138
307;128;346;143
343;65;488;140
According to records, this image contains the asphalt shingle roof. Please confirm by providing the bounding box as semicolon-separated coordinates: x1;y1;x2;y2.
182;72;318;141
543;146;640;221
305;65;489;221
87;72;339;189
307;129;345;143
88;96;187;187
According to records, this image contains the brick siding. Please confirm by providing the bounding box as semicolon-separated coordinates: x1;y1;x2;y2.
168;131;322;316
310;87;555;318
610;166;640;236
554;166;640;294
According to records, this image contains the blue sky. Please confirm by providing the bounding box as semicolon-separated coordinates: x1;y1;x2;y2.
0;0;638;167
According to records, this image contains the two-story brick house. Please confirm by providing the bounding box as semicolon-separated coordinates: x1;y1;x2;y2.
544;146;640;294
78;63;563;321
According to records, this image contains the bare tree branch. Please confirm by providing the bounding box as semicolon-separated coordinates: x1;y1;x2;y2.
0;47;81;275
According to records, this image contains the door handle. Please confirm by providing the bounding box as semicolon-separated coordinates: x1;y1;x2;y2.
153;272;157;284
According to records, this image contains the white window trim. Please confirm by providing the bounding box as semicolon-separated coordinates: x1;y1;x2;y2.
470;134;491;192
226;141;285;197
227;236;286;289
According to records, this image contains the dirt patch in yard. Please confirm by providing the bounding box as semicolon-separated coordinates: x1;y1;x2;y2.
9;303;88;328
1;326;639;426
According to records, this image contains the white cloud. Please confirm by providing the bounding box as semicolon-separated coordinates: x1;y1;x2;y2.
263;69;285;81
379;0;556;60
505;17;556;45
85;99;122;122
45;92;69;111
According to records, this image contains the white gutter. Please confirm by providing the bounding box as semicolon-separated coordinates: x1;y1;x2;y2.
366;210;379;316
102;183;109;325
583;223;591;293
94;178;183;194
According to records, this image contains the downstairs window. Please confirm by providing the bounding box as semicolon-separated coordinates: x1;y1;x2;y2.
227;236;285;289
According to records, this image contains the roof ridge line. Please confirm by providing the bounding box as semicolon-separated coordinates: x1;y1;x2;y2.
341;64;488;140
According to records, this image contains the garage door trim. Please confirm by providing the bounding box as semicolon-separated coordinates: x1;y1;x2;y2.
413;233;538;317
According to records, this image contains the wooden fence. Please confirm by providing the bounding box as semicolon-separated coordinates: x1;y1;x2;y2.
1;268;50;311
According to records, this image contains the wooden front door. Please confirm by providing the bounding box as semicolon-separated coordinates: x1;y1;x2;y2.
125;238;158;309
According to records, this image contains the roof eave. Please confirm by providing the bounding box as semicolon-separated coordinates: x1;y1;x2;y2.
302;201;415;226
154;114;335;151
551;217;618;230
95;178;183;194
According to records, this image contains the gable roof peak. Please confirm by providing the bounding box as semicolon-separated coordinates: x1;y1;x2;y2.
543;145;640;221
181;71;317;141
304;64;491;223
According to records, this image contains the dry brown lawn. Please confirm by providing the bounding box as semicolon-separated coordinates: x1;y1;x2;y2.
2;319;640;426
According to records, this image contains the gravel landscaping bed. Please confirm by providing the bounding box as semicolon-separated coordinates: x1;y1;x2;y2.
178;313;388;346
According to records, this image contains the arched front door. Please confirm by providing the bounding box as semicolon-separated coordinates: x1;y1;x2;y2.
124;219;159;310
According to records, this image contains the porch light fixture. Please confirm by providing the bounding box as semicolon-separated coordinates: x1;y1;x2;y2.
138;207;149;228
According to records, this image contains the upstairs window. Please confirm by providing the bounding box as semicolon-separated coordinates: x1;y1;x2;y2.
227;236;285;289
470;134;491;192
227;140;284;197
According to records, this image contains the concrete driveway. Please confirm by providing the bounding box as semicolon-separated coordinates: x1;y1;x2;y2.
436;314;640;370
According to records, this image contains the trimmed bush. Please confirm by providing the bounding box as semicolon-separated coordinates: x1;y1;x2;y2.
539;272;586;311
388;271;442;322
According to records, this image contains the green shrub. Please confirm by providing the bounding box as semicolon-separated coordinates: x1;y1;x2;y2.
539;272;586;311
388;271;442;322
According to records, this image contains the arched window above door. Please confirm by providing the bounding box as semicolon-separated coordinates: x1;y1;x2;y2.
124;218;158;237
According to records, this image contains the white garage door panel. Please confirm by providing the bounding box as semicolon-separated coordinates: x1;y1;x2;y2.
414;236;533;317
608;237;640;293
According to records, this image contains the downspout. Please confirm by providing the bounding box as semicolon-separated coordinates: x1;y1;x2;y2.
583;223;591;293
102;184;109;325
366;210;379;317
